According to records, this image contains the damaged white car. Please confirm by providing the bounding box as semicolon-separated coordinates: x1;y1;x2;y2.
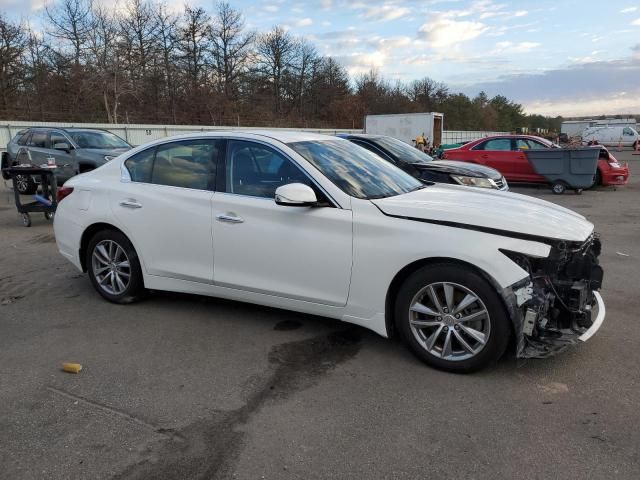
53;131;605;372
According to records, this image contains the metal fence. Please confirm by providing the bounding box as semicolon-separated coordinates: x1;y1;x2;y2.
441;130;509;144
0;121;361;150
0;121;509;150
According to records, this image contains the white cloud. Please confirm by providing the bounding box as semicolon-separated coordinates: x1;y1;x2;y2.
361;5;411;22
514;10;528;17
292;17;313;27
494;41;540;53
263;4;279;13
632;17;640;25
621;7;638;13
320;0;333;9
419;16;488;48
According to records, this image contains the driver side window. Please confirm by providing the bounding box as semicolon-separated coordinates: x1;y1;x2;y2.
224;140;312;198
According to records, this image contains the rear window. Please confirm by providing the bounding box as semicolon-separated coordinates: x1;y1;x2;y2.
12;131;29;145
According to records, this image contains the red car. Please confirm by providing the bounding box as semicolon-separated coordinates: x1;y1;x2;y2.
442;135;629;187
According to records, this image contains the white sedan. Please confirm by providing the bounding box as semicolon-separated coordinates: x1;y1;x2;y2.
54;131;605;372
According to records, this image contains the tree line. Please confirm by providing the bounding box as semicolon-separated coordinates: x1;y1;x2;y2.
0;0;562;132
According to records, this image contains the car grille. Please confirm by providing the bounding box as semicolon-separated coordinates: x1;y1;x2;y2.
494;177;508;190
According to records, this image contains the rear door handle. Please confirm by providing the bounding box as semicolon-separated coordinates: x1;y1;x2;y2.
216;214;244;224
119;200;142;209
481;154;489;159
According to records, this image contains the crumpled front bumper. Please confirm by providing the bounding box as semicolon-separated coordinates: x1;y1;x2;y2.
503;284;605;359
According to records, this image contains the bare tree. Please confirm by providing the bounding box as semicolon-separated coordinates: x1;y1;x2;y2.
0;15;26;111
155;4;179;122
211;2;253;100
256;26;296;114
45;0;93;65
177;6;211;91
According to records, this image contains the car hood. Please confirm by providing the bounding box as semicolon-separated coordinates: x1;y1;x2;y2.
372;184;593;243
413;160;503;180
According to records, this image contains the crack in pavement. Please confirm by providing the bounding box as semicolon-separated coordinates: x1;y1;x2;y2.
46;386;185;443
112;327;363;480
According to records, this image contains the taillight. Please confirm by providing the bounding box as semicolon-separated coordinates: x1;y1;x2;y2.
56;186;74;203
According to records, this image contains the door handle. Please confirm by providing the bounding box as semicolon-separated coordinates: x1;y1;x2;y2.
481;154;489;159
119;199;142;209
216;214;244;224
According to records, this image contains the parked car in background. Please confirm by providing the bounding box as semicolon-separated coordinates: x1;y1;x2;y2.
54;131;605;373
339;134;508;191
2;127;132;194
442;135;629;187
582;126;639;149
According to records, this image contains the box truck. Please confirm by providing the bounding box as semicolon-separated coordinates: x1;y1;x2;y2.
364;113;444;147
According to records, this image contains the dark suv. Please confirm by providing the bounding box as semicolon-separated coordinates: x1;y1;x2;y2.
2;127;132;194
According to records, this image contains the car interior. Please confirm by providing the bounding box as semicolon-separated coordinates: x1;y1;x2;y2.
227;144;310;198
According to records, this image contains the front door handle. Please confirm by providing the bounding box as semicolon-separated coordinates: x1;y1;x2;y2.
120;199;142;209
481;154;489;159
216;214;244;224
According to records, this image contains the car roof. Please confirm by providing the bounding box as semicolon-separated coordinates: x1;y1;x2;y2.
338;133;384;140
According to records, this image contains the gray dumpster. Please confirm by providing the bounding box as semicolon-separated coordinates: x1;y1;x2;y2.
525;148;599;194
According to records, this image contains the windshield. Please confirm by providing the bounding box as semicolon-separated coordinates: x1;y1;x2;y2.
371;136;433;164
288;139;424;200
68;130;130;149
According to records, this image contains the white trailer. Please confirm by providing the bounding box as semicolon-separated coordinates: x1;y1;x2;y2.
364;112;444;147
561;118;637;137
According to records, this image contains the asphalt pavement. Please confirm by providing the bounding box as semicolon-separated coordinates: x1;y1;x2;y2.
1;149;639;479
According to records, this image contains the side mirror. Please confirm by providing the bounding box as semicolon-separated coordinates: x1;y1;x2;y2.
54;142;71;152
275;183;317;207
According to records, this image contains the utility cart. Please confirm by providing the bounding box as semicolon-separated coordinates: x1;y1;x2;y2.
2;165;58;227
525;148;599;194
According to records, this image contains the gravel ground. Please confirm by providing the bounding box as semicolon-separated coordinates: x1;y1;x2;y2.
1;149;639;479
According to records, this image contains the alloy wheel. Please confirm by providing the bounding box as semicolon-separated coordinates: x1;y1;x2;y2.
91;240;131;295
408;282;491;361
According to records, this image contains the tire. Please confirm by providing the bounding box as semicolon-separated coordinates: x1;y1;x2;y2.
394;263;511;373
22;213;31;227
591;170;602;188
1;153;11;180
551;181;566;195
15;174;38;195
86;230;144;304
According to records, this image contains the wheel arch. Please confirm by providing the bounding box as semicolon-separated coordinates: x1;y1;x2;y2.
384;257;508;338
79;222;133;272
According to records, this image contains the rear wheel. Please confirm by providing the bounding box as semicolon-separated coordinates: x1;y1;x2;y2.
87;230;144;303
1;153;11;180
591;170;602;188
394;264;511;373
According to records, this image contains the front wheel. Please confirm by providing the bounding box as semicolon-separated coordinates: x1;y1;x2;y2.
87;230;144;303
394;264;511;373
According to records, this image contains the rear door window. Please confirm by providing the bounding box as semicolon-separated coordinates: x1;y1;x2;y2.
151;139;221;190
27;131;48;148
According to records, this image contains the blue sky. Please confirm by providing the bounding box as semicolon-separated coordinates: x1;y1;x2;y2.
5;0;640;116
